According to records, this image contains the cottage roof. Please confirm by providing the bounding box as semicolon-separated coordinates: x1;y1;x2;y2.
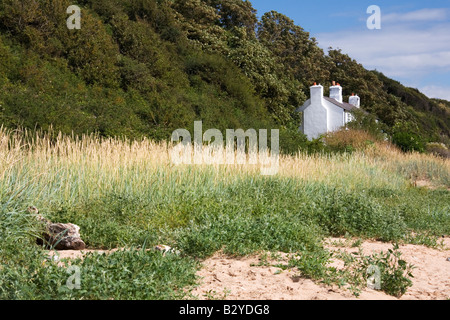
296;97;358;113
323;97;357;112
296;100;310;112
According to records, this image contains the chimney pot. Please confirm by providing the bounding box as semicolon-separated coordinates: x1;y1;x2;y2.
349;94;361;108
310;83;323;105
329;82;343;103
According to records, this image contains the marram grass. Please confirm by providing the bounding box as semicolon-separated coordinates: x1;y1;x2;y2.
1;127;448;206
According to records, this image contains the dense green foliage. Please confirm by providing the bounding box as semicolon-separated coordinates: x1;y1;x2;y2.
0;0;448;151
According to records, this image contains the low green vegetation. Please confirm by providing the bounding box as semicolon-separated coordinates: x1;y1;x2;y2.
289;244;416;298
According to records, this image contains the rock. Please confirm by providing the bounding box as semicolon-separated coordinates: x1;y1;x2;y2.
44;223;86;250
155;244;172;253
28;206;86;250
155;244;180;256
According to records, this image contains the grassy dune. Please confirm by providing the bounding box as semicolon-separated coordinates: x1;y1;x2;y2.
0;128;449;299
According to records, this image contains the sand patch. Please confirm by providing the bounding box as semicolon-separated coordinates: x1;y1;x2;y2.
45;238;450;300
191;238;450;300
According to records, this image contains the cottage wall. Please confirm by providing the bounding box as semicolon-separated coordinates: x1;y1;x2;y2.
303;101;328;140
324;101;345;133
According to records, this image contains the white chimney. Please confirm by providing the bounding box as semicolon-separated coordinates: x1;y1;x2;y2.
349;94;360;108
329;82;343;103
310;82;323;105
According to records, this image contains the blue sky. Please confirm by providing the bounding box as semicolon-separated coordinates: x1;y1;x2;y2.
252;0;450;101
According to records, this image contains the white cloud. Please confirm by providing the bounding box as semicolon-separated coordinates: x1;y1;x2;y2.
368;51;450;78
421;85;450;101
315;9;450;98
317;24;450;66
383;8;449;23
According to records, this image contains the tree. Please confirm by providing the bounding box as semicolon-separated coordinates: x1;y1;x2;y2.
258;11;332;89
173;0;227;51
207;0;258;35
392;122;426;153
347;109;386;140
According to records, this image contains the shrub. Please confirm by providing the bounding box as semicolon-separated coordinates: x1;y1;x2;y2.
426;142;450;159
278;123;309;155
288;248;333;281
323;129;378;154
347;109;387;140
357;244;414;298
392;122;426;153
314;189;407;241
174;212;324;258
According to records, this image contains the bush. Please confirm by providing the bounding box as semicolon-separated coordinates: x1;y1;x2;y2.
393;131;426;153
347;109;387;140
358;244;414;298
174;212;324;258
323;129;378;154
392;122;426;153
426;142;450;158
278;123;309;155
315;189;407;241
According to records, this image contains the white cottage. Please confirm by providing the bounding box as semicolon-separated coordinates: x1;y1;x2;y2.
297;82;360;140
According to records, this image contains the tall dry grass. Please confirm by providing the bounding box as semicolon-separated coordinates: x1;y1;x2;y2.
0;127;448;209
